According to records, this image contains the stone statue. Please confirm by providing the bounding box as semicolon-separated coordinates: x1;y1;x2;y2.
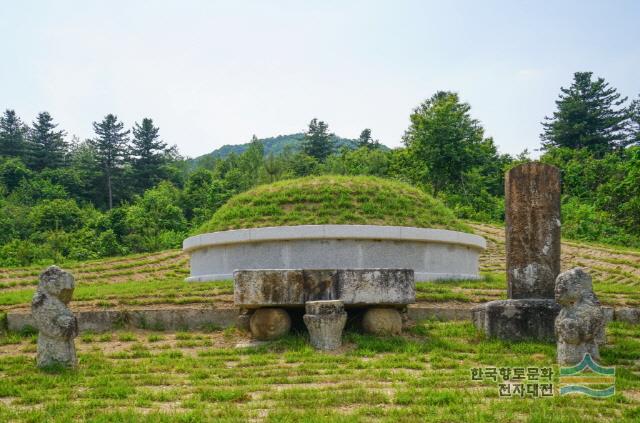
555;268;604;365
32;266;78;369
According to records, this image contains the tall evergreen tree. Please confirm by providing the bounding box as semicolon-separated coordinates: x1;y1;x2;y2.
29;112;68;171
0;109;28;159
130;118;168;193
541;72;629;155
357;128;380;149
263;153;284;183
303;118;333;161
357;128;373;148
66;139;103;206
628;95;640;147
91;114;130;209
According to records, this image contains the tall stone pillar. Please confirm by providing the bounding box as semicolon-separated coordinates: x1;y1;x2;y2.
473;162;562;341
506;162;561;299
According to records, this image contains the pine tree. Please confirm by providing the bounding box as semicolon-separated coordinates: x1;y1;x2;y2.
91;114;130;209
628;95;640;147
236;135;264;185
357;128;380;149
130;118;168;193
357;129;373;148
29;112;68;171
0;109;28;159
303;118;333;161
541;72;629;155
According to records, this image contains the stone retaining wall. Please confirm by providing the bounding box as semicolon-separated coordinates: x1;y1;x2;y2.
6;308;237;333
4;304;638;334
184;225;486;282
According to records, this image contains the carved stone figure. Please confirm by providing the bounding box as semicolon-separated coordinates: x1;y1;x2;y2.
555;268;604;365
32;266;78;369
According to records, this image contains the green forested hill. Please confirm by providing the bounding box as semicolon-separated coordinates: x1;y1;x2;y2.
192;133;387;163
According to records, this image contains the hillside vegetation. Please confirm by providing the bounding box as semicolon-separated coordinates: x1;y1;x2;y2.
197;175;470;233
192;133;369;162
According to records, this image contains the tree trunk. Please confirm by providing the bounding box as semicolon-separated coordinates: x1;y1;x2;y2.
107;171;113;210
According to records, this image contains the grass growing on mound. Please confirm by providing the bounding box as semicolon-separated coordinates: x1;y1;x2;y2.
198;175;470;233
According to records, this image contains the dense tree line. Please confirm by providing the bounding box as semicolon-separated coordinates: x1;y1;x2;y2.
1;71;639;266
0;112;183;265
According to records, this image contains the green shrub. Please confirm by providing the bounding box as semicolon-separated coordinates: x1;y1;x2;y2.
561;197;640;247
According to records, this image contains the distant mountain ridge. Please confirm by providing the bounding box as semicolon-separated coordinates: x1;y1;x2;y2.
192;133;387;163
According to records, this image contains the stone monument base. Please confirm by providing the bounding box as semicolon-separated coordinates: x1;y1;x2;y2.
472;299;560;342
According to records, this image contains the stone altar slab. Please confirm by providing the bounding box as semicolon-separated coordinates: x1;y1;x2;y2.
234;268;415;308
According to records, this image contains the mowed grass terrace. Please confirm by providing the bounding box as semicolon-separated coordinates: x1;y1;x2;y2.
0;218;639;421
0;320;639;422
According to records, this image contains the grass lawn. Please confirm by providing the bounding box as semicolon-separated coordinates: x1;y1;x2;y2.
0;320;638;422
0;221;638;421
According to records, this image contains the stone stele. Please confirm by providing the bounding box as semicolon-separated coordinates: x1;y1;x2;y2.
506;162;561;299
303;300;347;350
31;266;78;369
555;268;605;365
473;162;562;341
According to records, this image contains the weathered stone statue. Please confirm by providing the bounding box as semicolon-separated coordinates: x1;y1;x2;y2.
555;268;604;365
32;266;78;369
303;300;347;350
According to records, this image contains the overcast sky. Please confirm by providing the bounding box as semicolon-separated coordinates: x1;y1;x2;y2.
2;1;639;158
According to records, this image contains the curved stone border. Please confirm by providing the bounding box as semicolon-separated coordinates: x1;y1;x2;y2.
187;271;483;283
183;225;486;282
184;225;486;252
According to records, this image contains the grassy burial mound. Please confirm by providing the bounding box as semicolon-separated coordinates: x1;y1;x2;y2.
197;175;471;233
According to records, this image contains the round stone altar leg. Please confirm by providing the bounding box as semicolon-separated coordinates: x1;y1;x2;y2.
249;308;291;341
362;308;402;335
236;307;254;332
